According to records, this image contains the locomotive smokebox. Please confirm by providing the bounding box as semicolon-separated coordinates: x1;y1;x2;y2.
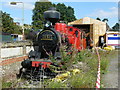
44;7;60;25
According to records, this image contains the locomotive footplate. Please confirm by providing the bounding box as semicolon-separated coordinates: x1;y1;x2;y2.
19;59;60;80
31;59;52;68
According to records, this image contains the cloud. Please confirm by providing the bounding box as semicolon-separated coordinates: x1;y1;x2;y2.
1;0;38;2
4;2;35;10
88;7;118;18
13;17;22;21
1;0;119;2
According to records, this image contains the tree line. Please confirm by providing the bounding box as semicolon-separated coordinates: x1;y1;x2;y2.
32;1;76;30
1;11;22;34
1;11;31;35
96;17;119;31
1;1;77;34
1;1;119;35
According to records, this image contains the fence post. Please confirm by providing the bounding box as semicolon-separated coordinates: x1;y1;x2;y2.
0;42;1;59
23;45;26;55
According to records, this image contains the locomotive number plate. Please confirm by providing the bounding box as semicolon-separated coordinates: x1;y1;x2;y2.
41;35;53;40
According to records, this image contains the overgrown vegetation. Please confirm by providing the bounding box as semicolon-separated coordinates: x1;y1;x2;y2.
42;49;116;88
2;82;12;88
2;49;117;88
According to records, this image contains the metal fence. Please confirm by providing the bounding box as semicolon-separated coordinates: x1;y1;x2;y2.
0;35;13;42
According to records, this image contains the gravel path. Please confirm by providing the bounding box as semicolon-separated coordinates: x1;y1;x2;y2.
103;50;119;88
1;61;22;88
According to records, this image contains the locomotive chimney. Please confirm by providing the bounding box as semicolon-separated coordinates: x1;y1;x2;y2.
44;7;60;25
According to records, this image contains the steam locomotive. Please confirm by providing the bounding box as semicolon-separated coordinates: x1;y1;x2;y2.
20;7;86;79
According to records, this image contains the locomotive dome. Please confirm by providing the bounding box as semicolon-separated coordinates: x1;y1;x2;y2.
44;7;60;24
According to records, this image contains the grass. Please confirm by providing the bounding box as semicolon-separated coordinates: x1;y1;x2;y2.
2;48;117;88
45;80;66;88
2;82;12;88
67;71;96;88
44;49;117;88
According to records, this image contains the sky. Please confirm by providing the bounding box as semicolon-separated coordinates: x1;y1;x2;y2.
1;0;119;28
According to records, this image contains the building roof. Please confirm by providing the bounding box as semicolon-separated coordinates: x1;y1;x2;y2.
68;17;106;25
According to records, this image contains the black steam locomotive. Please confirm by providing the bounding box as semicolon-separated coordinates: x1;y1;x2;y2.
26;7;62;59
19;7;86;79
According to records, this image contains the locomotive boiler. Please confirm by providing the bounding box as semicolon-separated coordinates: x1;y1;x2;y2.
20;7;86;79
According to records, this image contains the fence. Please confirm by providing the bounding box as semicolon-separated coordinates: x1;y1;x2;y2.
0;35;13;42
0;41;34;58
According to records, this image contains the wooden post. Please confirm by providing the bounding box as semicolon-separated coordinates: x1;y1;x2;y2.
23;45;26;55
0;42;1;59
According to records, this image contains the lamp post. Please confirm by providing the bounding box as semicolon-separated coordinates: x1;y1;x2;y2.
10;2;24;40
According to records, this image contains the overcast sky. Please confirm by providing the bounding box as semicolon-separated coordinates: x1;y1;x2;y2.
1;0;119;28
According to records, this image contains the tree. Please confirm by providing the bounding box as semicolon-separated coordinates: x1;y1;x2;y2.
1;11;22;34
32;1;53;30
24;24;32;35
55;3;76;23
67;6;76;22
13;24;22;34
32;2;77;29
111;23;119;31
55;3;67;21
102;18;108;22
96;17;101;21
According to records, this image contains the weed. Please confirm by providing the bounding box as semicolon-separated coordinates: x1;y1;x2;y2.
2;82;12;88
44;50;116;88
45;80;67;88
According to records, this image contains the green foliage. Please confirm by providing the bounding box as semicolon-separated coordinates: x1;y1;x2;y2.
102;18;108;22
46;80;66;88
59;46;77;70
32;1;53;30
111;23;119;31
1;11;22;34
96;17;109;23
32;2;77;29
55;3;76;23
96;17;101;21
76;50;98;75
44;50;97;88
100;57;109;74
2;82;12;88
24;24;32;35
68;72;96;88
44;50;115;88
